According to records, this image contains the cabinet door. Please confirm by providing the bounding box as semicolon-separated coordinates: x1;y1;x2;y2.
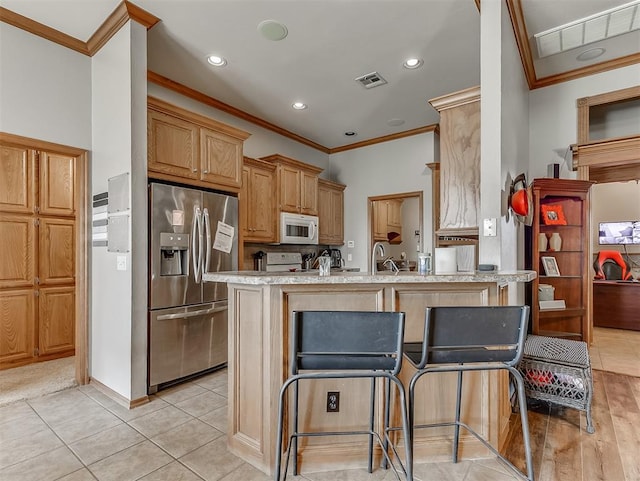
148;109;199;179
240;167;250;238
248;166;277;242
330;188;344;244
0;145;35;214
318;184;344;245
200;127;243;189
38;286;75;356
0;214;35;289
279;165;301;213
300;171;318;215
39;151;75;217
373;201;388;241
39;218;75;286
0;289;36;366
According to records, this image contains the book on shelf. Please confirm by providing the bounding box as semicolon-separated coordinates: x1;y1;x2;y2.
539;299;566;310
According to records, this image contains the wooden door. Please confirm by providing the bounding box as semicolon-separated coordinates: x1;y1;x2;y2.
0;143;77;370
38;287;75;356
300;170;318;215
0;289;36;365
148;109;199;179
279;165;301;213
247;165;276;241
200;127;243;189
39;151;75;216
0;145;35;214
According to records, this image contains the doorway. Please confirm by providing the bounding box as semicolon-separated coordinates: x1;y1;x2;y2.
367;191;423;270
0;133;88;385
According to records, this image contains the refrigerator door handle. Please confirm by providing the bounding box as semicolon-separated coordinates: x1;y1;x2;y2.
203;207;212;274
192;206;202;282
156;304;228;321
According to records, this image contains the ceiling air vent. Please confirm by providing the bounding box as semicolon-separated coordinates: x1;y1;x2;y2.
355;71;387;89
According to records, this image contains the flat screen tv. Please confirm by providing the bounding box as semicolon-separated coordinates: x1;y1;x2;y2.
598;221;640;245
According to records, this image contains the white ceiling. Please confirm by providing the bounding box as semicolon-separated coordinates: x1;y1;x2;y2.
2;0;638;150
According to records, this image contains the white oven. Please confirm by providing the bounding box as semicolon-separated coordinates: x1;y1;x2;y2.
280;212;319;244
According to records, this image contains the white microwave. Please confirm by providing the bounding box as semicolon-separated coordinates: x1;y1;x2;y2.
280;212;319;244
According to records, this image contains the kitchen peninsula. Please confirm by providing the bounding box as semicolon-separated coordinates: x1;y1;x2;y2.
203;270;536;475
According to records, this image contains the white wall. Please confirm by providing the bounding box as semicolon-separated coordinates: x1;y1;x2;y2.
0;22;91;148
91;22;148;400
329;133;437;271
147;84;330;175
528;64;640;180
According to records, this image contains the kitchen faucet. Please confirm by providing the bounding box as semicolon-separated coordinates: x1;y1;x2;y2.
383;257;399;274
371;242;386;274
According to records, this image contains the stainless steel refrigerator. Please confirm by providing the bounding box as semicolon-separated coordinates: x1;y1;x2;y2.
148;182;237;393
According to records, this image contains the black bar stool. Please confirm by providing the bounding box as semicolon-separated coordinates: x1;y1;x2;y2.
404;306;534;481
274;310;413;481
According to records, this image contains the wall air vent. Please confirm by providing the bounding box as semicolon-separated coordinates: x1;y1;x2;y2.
355;71;387;89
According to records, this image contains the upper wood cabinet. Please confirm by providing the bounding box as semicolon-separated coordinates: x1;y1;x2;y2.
148;97;250;192
240;157;277;243
0;145;35;214
318;179;345;245
372;199;403;244
260;154;322;215
39;151;76;217
429;86;480;236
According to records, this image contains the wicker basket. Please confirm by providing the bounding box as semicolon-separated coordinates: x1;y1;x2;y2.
518;335;595;433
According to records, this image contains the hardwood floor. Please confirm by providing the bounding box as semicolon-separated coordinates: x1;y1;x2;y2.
503;327;640;481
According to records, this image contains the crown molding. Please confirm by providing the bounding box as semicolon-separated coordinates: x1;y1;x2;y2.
0;6;89;55
0;1;158;57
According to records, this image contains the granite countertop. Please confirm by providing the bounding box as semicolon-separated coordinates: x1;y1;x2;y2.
203;270;537;285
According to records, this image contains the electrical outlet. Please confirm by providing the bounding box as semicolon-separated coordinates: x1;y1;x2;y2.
347;253;352;261
347;240;355;248
327;391;340;412
483;218;497;237
116;255;127;271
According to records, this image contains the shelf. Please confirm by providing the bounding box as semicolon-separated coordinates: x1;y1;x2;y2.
538;307;585;318
538;330;583;340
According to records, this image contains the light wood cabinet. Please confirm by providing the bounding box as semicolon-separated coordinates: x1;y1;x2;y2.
260;154;322;215
372;199;403;243
0;145;35;214
525;178;594;341
240;157;277;243
318;179;345;245
148;97;250;192
0;142;77;369
429;86;480;237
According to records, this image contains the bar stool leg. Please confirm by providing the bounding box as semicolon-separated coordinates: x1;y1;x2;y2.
511;368;534;481
369;377;376;472
585;369;595;434
452;370;463;463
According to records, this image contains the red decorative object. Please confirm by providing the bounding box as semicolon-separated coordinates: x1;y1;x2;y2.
541;204;567;225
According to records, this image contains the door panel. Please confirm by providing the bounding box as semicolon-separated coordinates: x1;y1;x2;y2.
0;145;34;213
0;215;35;289
200;128;242;188
39;218;75;285
148;110;199;179
0;289;35;366
39;151;75;216
38;286;75;356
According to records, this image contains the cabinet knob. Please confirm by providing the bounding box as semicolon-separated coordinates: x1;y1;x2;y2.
203;170;209;174
192;168;198;173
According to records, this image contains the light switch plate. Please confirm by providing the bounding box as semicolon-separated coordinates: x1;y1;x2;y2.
483;218;497;237
116;255;127;271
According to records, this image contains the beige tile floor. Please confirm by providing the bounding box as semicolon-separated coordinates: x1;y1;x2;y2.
0;367;524;481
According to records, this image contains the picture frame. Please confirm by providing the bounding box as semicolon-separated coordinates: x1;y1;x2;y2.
541;204;567;225
541;256;560;276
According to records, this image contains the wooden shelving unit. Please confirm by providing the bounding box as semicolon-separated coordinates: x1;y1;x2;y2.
525;178;594;341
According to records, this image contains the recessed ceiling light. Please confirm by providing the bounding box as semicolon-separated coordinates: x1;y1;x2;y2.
387;118;405;127
258;20;288;41
403;58;423;69
207;55;227;67
344;131;357;137
292;102;307;110
577;47;606;61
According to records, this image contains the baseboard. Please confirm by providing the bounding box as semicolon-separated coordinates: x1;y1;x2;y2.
89;377;150;409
